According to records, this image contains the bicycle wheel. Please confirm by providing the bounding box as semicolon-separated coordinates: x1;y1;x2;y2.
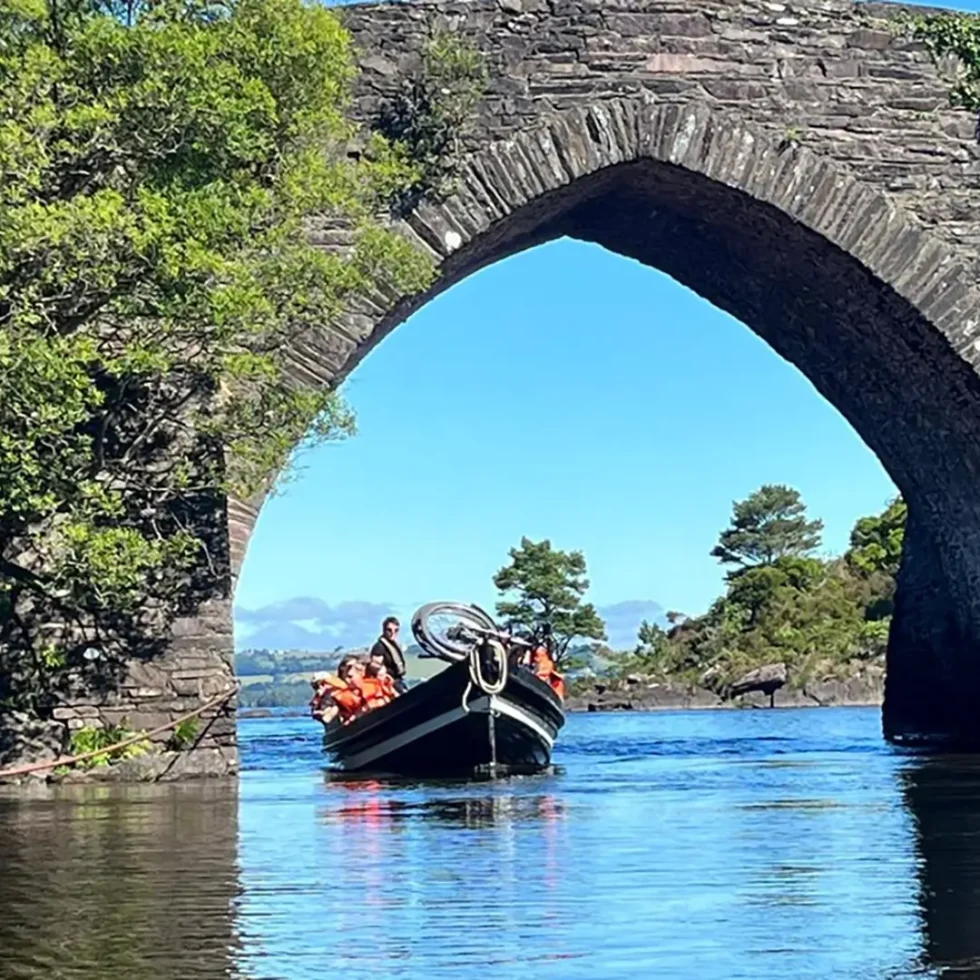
411;601;498;662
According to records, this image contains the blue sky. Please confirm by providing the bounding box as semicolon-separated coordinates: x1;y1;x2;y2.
236;0;980;649
235;238;896;647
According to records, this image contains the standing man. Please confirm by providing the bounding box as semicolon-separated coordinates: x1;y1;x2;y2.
370;616;408;694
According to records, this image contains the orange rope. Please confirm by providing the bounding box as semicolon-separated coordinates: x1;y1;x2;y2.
0;681;240;780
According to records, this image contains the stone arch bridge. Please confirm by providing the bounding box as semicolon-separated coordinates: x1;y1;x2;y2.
11;0;980;776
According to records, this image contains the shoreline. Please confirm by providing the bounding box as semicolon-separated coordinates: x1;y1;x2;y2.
562;696;884;713
564;672;885;714
236;669;886;720
236;690;885;721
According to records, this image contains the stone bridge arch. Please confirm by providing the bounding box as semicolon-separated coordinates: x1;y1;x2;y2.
230;91;980;749
13;0;980;778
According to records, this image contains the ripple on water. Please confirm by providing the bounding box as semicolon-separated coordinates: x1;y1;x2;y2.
1;707;978;979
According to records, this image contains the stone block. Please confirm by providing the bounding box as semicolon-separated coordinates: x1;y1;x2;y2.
131;688;167;699
124;662;169;689
156;747;237;782
172;678;202;698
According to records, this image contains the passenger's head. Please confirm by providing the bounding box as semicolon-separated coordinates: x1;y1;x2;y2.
367;659;388;679
382;616;399;640
338;656;364;682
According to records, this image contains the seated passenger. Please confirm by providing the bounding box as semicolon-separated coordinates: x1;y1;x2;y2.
531;644;566;700
310;674;340;725
327;656;368;725
350;655;395;712
365;654;398;705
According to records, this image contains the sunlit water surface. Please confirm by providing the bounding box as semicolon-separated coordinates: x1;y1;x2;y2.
2;708;980;979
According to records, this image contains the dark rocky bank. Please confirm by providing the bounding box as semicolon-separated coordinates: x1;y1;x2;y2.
565;665;885;713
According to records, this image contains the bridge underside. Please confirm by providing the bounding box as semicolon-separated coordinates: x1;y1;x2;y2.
554;165;980;747
442;160;980;749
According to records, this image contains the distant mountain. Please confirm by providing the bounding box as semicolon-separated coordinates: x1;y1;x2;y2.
235;595;666;654
236;621;338;653
597;600;667;650
234;597;399;652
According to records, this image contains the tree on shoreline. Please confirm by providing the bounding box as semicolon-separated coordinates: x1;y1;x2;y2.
711;485;824;572
847;497;907;579
493;537;606;666
587;491;904;698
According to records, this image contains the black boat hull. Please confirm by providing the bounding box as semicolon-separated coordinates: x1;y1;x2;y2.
321;660;565;776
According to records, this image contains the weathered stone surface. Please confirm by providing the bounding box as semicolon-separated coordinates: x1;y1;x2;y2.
803;668;886;707
568;681;727;712
329;0;980;748
7;0;980;773
0;713;66;783
42;744;239;784
0;635;237;780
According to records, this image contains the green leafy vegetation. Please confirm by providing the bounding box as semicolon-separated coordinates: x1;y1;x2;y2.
167;718;200;751
377;31;489;210
493;537;607;665
588;489;904;695
0;0;484;713
238;679;312;709
904;12;980;134
236;649;343;677
711;484;823;570
68;723;151;768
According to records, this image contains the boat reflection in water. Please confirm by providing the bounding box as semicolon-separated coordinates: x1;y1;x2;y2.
320;780;568;830
314;775;576;971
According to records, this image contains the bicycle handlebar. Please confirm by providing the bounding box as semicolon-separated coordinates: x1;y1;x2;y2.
449;624;532;648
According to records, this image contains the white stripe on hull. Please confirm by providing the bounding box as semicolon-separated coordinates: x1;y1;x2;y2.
488;695;556;748
334;694;555;771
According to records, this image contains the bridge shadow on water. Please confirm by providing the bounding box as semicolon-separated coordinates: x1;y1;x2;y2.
903;756;980;979
0;782;242;980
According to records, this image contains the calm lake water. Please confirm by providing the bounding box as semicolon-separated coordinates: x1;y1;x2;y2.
2;708;980;979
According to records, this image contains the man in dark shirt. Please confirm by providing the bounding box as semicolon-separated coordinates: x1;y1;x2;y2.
369;616;408;693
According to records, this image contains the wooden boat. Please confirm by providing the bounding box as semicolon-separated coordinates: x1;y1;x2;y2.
320;603;565;776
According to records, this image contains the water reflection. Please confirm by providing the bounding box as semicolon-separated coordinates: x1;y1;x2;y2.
320;781;568;830
0;782;241;980
11;711;980;979
904;756;980;978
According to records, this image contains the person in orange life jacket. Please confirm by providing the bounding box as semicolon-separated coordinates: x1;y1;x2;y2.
369;616;408;694
367;652;398;703
310;674;340;725
330;656;369;724
531;626;566;700
351;656;393;711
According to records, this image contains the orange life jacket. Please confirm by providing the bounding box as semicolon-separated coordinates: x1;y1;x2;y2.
531;646;555;678
315;674;363;723
531;647;565;700
351;675;392;712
